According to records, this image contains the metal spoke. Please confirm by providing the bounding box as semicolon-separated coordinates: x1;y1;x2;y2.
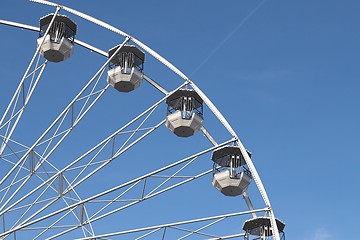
0;139;234;238
0;7;61;156
0;2;284;239
0;37;131;214
77;209;268;240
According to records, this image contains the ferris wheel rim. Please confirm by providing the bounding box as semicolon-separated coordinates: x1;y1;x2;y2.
0;2;283;239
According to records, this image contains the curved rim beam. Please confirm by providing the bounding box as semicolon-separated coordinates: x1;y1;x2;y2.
28;0;243;149
10;1;281;239
30;0;189;81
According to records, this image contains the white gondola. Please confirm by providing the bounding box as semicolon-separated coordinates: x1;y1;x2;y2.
37;14;77;62
107;45;145;92
166;89;203;137
211;146;252;196
0;2;284;239
243;217;286;240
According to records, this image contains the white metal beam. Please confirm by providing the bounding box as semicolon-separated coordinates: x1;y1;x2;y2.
2;2;283;239
77;208;268;240
0;8;62;156
0;37;131;214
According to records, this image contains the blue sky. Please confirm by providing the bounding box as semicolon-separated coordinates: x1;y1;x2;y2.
0;0;359;239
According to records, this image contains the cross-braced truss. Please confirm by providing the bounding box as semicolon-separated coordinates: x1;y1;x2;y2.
0;1;283;239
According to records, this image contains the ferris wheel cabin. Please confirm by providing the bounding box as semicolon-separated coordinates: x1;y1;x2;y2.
107;45;145;92
166;89;203;137
211;146;252;196
243;217;285;240
37;14;77;62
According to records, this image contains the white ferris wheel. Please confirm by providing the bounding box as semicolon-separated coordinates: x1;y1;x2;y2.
0;1;285;239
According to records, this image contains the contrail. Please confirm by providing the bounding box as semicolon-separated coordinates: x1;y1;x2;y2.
191;0;268;76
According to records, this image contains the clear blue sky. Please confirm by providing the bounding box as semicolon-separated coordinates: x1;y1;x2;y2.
0;0;359;239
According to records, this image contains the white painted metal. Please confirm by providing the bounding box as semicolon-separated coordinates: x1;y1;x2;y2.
0;38;131;239
0;2;283;239
206;233;246;239
0;60;47;154
0;88;185;218
191;81;281;240
176;217;225;240
243;191;257;219
77;208;268;240
1;87;191;237
0;37;130;195
0;142;95;239
30;0;189;81
200;126;218;146
0;139;236;238
43;2;281;225
0;20;39;32
0;8;61;156
1;82;224;238
143;74;168;95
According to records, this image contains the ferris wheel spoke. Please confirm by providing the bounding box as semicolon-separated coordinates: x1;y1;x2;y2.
0;90;175;220
39;168;95;236
172;221;222;239
205;233;247;240
0;162;91;228
36;167;214;239
84;167;212;224
13;197;93;240
0;7;63;158
3;18;175;99
30;201;94;240
67;118;165;192
0;139;234;238
7;183;94;239
9;193;57;230
25;146;217;234
0;141;43;196
9;170;68;228
0;20;39;32
76;209;267;240
0;146;94;238
142;75;168;95
143;157;198;199
0;58;47;156
0;157;28;206
30;7;278;234
0;151;28;171
49;84;187;193
0;101;177;237
1;2;285;239
0;37;131;206
134;228;162;240
28;205;86;239
0;175;29;197
50;147;233;237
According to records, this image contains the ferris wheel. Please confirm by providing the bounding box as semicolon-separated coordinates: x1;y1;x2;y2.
0;1;285;239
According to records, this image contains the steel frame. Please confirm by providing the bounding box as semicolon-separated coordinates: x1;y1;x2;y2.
77;209;268;240
0;1;283;239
